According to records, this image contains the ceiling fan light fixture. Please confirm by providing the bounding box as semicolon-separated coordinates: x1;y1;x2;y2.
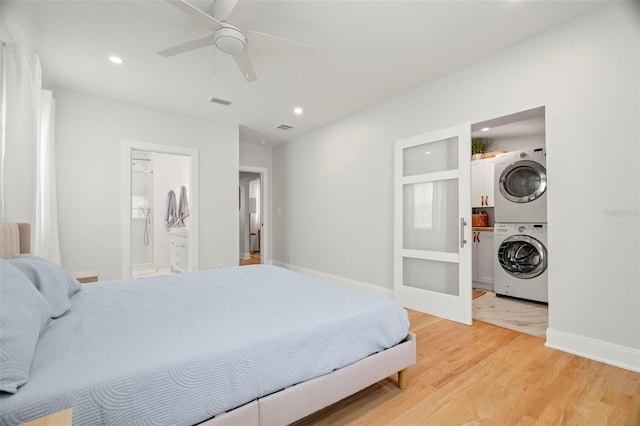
214;26;246;54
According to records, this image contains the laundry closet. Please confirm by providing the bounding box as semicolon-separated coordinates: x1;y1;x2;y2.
470;107;549;336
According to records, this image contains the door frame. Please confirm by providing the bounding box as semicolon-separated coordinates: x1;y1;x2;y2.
239;165;269;265
121;140;200;279
394;124;472;325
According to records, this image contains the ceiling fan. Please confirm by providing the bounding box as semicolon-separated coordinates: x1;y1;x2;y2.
158;0;317;82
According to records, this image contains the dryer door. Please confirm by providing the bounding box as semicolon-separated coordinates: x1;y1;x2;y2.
497;235;547;279
498;160;547;203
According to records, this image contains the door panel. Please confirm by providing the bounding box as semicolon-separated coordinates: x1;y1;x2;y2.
402;179;458;253
394;124;472;325
402;138;459;176
403;257;459;296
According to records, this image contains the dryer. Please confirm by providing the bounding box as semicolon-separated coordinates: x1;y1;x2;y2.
494;148;547;223
493;223;548;303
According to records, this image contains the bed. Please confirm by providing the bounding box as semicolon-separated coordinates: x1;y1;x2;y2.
0;223;416;425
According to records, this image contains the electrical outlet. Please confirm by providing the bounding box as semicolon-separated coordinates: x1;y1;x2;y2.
288;254;293;263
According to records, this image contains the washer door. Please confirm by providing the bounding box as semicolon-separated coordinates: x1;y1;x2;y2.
499;160;547;203
497;235;547;279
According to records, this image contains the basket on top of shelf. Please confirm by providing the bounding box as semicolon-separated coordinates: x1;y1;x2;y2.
472;213;489;227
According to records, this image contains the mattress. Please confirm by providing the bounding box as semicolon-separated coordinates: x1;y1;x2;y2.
0;265;409;425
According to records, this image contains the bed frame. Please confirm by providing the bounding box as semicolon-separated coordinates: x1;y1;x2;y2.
200;333;416;426
0;223;416;426
0;222;31;259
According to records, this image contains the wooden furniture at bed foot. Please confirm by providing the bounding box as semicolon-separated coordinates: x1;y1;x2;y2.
71;270;99;283
21;408;72;426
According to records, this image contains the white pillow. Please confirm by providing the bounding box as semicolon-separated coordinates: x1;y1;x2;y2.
0;260;53;393
8;255;81;318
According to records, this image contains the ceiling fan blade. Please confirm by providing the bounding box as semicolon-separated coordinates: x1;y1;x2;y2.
232;51;257;82
246;30;318;56
158;34;216;57
214;0;240;21
164;0;223;30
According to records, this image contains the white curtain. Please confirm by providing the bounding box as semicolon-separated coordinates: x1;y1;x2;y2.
1;43;61;263
35;90;61;263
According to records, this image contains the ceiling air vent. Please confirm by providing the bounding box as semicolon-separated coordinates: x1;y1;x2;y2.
209;97;232;106
277;124;293;130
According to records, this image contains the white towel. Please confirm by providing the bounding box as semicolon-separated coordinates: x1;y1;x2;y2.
165;190;178;228
178;186;189;227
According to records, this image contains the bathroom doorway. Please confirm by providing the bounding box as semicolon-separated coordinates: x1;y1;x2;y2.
121;141;199;279
239;166;268;266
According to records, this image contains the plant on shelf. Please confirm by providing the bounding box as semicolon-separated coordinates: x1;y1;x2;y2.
471;138;494;160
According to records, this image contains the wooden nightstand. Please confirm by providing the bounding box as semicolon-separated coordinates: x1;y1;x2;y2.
71;271;99;284
22;408;72;426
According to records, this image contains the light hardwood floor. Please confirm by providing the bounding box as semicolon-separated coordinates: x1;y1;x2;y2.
239;252;261;266
295;309;640;425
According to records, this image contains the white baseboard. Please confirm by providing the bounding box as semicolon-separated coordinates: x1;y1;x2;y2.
546;328;640;372
272;261;394;298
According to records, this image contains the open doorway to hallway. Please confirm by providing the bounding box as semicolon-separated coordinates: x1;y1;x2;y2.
239;171;262;266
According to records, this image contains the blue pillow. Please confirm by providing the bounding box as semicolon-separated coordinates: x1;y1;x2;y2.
0;260;53;393
7;255;81;318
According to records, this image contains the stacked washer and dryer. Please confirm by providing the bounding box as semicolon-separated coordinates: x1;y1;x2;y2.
493;148;548;303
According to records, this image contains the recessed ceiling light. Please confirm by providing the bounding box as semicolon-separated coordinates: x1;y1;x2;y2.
260;140;267;145
425;151;431;155
481;127;490;132
109;56;123;65
293;107;303;115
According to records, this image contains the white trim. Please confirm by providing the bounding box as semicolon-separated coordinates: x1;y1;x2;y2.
401;249;459;263
121;140;199;279
546;328;640;372
402;169;459;185
0;42;6;221
272;261;394;299
239;165;269;265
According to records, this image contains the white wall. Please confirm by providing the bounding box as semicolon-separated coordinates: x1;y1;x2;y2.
273;3;640;369
55;89;239;280
239;142;272;170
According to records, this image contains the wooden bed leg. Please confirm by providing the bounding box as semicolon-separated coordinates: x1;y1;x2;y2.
398;368;408;389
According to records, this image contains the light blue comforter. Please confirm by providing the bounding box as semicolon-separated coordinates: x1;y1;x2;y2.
0;265;409;425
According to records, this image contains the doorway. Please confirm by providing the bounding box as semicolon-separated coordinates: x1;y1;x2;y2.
470;107;549;338
238;166;268;266
121;140;200;279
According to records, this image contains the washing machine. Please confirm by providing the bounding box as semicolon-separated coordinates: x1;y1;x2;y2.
494;148;547;223
493;223;548;303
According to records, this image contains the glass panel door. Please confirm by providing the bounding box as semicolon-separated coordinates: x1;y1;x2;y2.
394;124;472;325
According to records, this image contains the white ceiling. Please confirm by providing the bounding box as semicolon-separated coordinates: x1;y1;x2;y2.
2;0;606;145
